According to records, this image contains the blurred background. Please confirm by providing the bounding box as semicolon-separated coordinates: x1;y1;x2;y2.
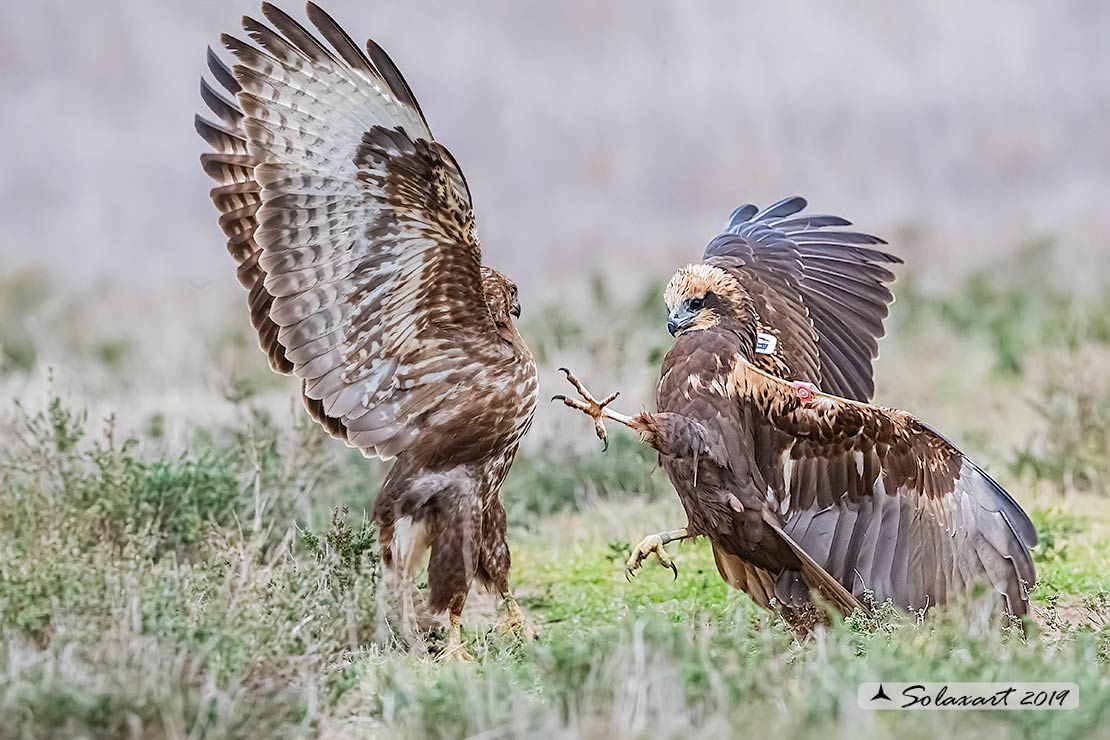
1;0;1108;500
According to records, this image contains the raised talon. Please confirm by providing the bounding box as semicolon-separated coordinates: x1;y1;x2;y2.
625;533;679;581
551;367;622;451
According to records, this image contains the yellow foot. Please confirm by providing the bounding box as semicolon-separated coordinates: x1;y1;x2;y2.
626;532;679;581
551;367;624;451
438;641;474;663
437;613;474;663
495;596;537;641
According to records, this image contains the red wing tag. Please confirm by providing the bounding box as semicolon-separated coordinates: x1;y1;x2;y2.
792;381;818;406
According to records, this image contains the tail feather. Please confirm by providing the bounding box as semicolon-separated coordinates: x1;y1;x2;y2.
712;544;774;609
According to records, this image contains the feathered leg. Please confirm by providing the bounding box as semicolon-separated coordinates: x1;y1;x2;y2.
477;498;536;640
376;511;431;654
428;496;482;662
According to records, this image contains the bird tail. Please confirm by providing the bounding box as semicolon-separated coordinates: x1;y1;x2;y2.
712;544;775;610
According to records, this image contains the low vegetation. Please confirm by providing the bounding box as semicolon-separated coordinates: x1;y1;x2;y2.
1;250;1109;738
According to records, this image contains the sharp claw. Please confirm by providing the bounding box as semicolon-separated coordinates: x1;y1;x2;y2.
668;562;679;580
601;436;609;452
551;394;566;403
558;367;570;376
625;570;632;583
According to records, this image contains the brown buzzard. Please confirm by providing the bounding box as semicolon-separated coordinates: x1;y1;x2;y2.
556;198;1036;630
196;3;538;659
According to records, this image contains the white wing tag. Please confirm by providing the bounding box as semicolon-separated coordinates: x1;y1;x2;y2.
756;332;778;355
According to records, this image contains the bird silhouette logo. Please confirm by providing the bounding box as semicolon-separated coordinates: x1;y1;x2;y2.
870;684;893;702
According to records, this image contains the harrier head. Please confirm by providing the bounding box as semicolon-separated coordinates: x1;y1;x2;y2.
663;263;751;337
481;266;522;325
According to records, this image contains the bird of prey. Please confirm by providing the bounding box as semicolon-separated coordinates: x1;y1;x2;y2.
555;198;1036;631
196;3;538;659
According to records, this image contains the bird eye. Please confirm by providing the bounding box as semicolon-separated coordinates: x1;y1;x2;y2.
689;297;704;310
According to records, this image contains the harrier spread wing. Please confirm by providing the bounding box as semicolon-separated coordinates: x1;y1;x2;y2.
705;197;901;401
197;3;505;459
728;359;1037;615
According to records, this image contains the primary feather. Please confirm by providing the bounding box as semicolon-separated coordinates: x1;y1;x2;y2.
705;196;901;401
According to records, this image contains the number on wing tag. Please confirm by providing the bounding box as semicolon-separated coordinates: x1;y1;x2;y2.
756;332;778;355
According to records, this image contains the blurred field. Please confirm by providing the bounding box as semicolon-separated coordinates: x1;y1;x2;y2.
2;1;1110;738
4;1;1110;295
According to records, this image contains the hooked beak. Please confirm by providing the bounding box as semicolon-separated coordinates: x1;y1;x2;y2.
667;307;696;337
510;301;521;319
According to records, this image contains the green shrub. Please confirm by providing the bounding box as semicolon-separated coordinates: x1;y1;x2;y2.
3;396;244;556
0;269;50;374
1013;368;1110;495
0;396;384;738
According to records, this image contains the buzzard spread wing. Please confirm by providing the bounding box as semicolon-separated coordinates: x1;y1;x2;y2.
705;197;901;401
197;3;505;459
728;359;1037;615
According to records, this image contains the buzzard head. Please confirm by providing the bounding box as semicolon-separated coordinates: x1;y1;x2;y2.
663;264;753;337
481;267;522;324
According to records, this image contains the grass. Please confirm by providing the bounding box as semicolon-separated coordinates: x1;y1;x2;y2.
1;388;1108;739
1;252;1110;738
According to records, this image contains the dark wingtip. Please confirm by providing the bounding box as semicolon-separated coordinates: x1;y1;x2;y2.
305;1;330;23
206;46;240;94
756;195;808;221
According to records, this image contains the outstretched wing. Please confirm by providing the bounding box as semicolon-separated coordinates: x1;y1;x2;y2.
197;3;506;459
728;359;1037;616
705;196;901;402
197;45;292;375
